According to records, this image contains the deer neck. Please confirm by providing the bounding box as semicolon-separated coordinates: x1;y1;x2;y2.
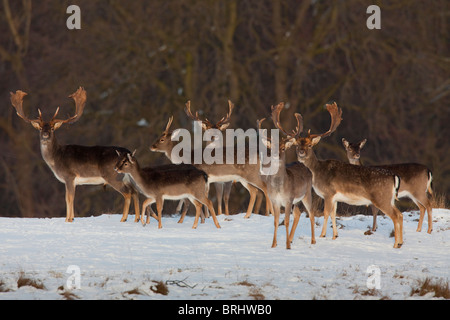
299;150;321;173
39;133;60;168
125;162;146;188
349;158;362;166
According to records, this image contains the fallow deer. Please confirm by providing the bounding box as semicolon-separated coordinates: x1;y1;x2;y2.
290;103;404;248
342;138;433;233
258;102;316;249
114;151;221;229
10;87;140;222
183;100;235;217
150;112;273;219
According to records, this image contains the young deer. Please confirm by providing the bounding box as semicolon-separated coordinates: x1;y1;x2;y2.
150;111;272;219
114;151;221;229
258;102;316;249
290;103;404;248
342;138;433;233
10;88;140;222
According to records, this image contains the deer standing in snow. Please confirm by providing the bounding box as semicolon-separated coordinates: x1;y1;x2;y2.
342;138;433;233
10;88;140;222
290;103;404;248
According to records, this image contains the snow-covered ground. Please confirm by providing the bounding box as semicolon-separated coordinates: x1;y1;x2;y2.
0;208;448;300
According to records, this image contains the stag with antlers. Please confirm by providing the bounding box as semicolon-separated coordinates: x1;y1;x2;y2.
290;103;404;248
10;87;140;222
257;102;316;249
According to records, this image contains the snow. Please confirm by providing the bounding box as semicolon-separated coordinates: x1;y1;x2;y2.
0;209;448;300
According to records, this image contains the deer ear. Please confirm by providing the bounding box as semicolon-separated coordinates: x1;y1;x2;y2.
342;138;349;148
359;139;367;149
127;153;135;164
52;121;64;130
284;139;294;150
116;150;121;157
311;136;321;146
131;149;137;157
30;120;42;130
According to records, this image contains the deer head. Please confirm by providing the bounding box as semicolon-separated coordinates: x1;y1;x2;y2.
290;102;343;160
114;149;137;174
268;102;302;153
342;138;367;165
10;87;87;143
150;116;174;153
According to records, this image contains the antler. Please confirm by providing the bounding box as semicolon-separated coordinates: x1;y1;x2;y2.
317;102;342;138
185;100;234;130
10;90;31;123
215;100;235;129
164;116;174;134
185;101;202;122
256;117;269;140
51;87;86;125
271;102;303;139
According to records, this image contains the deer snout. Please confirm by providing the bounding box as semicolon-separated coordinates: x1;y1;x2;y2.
297;149;306;157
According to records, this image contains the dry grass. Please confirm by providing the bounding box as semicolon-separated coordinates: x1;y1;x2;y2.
410;277;450;299
431;193;449;209
150;280;169;295
233;280;265;300
17;272;45;290
0;279;12;292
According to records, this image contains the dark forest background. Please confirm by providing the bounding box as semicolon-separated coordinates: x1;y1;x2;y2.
0;0;448;218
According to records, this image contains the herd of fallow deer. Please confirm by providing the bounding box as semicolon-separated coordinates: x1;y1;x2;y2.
10;87;434;249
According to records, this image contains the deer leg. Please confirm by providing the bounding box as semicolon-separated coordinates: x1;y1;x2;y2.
243;184;258;219
263;188;274;216
253;191;263;215
175;199;184;215
414;193;433;234
146;205;158;224
426;201;433;234
178;199;190;223
215;182;224;216
271;205;281;248
300;191;316;245
330;201;338;240
204;198;221;229
156;197;164;229
223;181;232;215
121;193;131;222
289;206;301;244
416;202;426;233
191;200;203;229
132;192;140;222
370;205;378;231
141;198;154;226
374;202;403;248
65;181;76;222
284;201;293;249
320;198;333;238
